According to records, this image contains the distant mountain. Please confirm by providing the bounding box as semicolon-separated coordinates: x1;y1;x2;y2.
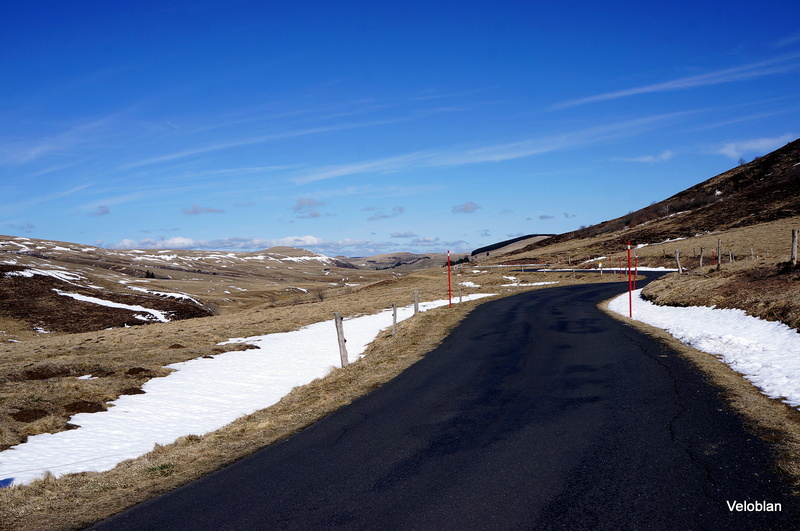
471;234;554;258
0;237;385;339
337;251;469;272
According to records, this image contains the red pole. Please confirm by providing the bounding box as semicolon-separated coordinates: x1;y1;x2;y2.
447;250;452;308
627;242;633;318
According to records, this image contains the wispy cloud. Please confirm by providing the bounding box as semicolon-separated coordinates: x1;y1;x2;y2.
773;32;800;48
613;150;674;163
552;54;800;110
0;109;132;165
0;183;93;216
121;118;414;171
391;231;417;238
91;205;110;217
716;134;795;160
292;113;683;184
113;234;325;250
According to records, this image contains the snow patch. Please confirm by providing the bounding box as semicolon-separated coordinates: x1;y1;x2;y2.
610;290;800;410
52;290;171;322
0;293;495;486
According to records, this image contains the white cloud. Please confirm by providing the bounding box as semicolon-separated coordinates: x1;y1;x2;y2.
112;235;324;251
109;233;460;256
716;134;795;160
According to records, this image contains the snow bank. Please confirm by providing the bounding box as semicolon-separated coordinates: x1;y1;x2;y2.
0;294;494;486
52;290;170;322
609;290;800;409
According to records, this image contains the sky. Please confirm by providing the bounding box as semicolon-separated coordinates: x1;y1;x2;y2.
1;1;799;257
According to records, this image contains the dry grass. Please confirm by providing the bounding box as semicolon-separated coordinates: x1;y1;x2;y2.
642;261;800;330
0;269;593;530
601;298;800;493
504;215;800;271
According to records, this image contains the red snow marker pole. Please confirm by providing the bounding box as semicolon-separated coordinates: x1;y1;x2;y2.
447;250;453;308
627;242;633;318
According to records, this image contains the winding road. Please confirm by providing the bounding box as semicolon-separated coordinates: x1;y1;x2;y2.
91;278;799;530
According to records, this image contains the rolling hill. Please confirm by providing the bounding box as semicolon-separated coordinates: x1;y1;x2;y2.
0;237;391;341
495;137;800;267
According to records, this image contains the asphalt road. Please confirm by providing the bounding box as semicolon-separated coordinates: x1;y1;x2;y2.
92;279;799;530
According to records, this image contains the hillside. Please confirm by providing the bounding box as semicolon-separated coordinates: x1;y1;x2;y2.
336;251;466;272
0;237;391;341
503;137;800;264
482;136;800;333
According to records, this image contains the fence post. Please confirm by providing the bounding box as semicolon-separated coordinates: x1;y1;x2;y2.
717;239;722;271
792;230;798;267
675;249;682;273
392;303;397;335
699;247;704;268
447;250;452;308
334;312;348;368
627;242;633;318
413;290;419;315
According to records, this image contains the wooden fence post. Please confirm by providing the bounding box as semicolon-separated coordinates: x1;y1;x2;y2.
675;249;682;273
413;290;419;315
792;229;798;267
392;303;397;335
717;239;722;271
699;247;704;268
334;312;348;368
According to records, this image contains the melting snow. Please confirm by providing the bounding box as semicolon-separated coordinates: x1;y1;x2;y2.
52;290;171;322
0;294;495;486
610;290;800;410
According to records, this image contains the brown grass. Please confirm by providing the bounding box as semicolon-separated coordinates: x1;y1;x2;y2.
642;261;800;330
502;215;800;271
0;269;596;530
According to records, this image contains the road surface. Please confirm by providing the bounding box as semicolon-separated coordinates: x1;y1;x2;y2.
91;279;799;530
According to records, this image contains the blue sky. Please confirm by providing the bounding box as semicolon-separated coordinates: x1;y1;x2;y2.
2;1;799;257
